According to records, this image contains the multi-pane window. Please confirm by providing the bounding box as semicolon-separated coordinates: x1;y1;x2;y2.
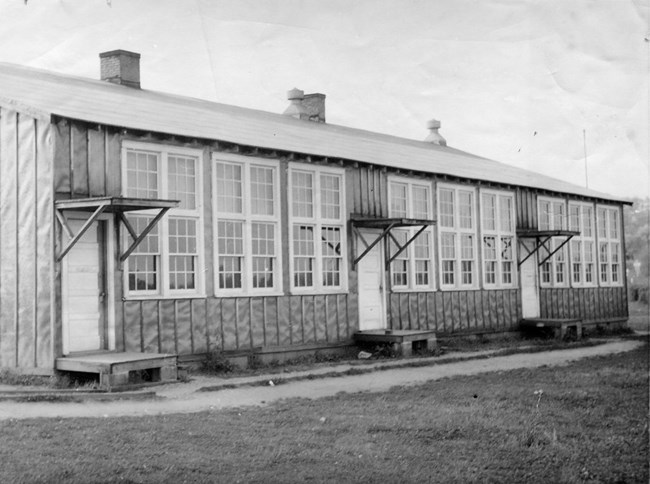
596;206;622;286
568;203;596;286
289;165;346;292
123;144;203;297
214;156;280;294
388;179;434;290
438;184;477;289
480;191;516;288
538;197;568;287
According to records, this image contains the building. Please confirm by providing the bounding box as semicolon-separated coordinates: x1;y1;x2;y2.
0;50;629;381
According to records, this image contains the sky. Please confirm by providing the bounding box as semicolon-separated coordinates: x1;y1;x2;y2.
0;0;648;199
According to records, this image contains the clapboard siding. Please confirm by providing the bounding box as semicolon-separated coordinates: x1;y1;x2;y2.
540;287;628;322
0;108;54;370
388;289;520;334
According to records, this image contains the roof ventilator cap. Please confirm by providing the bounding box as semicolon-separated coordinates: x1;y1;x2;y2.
424;119;447;146
283;88;310;120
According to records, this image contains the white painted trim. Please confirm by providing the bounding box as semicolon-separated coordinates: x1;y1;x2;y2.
387;176;436;291
437;182;479;291
537;196;569;288
288;163;348;294
479;188;517;290
212;153;283;296
121;141;205;298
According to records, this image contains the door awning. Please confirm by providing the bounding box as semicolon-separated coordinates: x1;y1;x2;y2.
351;217;436;267
516;229;580;267
55;196;179;262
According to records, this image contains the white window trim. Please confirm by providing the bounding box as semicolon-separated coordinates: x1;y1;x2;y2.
596;204;623;287
479;188;517;289
121;141;205;299
568;201;597;288
387;176;435;292
288;163;347;295
212;152;283;296
537;196;569;288
437;183;479;291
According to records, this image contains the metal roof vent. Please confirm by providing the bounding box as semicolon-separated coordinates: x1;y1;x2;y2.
99;50;141;89
283;88;309;120
424;119;447;146
283;88;326;122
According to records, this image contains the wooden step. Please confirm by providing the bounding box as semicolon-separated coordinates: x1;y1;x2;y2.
56;352;178;390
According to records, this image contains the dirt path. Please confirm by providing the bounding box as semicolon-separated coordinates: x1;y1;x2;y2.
0;339;643;420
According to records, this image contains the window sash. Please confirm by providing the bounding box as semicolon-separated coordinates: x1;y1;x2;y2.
289;165;346;292
123;145;202;298
215;157;281;294
481;191;515;288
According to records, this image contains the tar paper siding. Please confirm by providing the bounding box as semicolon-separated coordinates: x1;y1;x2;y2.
0;107;54;371
389;290;521;334
539;287;628;322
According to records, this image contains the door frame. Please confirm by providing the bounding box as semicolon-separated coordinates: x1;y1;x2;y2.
60;211;116;354
519;239;541;318
356;228;387;331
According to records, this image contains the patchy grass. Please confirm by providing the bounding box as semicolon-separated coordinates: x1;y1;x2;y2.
628;300;650;333
1;344;647;483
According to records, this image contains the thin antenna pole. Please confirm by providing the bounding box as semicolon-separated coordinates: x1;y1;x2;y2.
583;129;589;188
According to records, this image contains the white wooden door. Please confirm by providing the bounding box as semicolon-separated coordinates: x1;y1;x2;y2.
357;231;386;331
520;240;540;318
62;219;105;354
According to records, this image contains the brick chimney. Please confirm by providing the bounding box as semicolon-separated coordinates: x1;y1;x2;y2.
99;50;141;88
283;88;326;122
424;119;447;146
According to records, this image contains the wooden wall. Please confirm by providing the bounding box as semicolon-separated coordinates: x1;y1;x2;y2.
540;287;628;322
515;187;537;231
53;118;121;197
347;165;388;217
120;294;355;355
0;107;54;371
389;290;521;334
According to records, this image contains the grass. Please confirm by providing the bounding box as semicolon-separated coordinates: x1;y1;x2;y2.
0;343;647;483
628;300;650;333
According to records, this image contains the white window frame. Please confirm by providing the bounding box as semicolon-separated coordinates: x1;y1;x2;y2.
596;204;623;287
568;201;597;287
121;141;205;299
538;196;568;288
437;183;478;290
387;177;435;291
288;163;347;294
479;189;517;289
212;153;282;296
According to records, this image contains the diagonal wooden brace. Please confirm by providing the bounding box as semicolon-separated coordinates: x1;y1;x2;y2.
56;204;108;262
119;207;171;262
386;225;428;267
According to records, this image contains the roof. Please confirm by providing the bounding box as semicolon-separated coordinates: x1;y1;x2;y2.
0;61;627;203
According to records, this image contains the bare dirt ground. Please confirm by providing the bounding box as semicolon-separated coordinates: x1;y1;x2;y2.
0;338;644;421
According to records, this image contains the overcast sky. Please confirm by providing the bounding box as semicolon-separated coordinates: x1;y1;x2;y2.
1;0;648;199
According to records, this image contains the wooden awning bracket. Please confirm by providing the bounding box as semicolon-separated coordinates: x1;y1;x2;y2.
55;204;108;262
350;217;435;268
54;196;179;263
516;230;579;267
119;208;171;262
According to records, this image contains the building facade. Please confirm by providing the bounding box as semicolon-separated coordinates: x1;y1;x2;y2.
0;51;628;374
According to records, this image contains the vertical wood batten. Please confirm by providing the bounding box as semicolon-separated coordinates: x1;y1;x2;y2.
35;119;53;368
175;299;192;354
141;300;160;353
53;119;71;194
71;122;89;196
87;126;106;196
0;109;18;367
16;113;37;368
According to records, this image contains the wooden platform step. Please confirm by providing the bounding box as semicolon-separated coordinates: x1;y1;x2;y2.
55;352;178;390
520;318;583;340
354;329;437;356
